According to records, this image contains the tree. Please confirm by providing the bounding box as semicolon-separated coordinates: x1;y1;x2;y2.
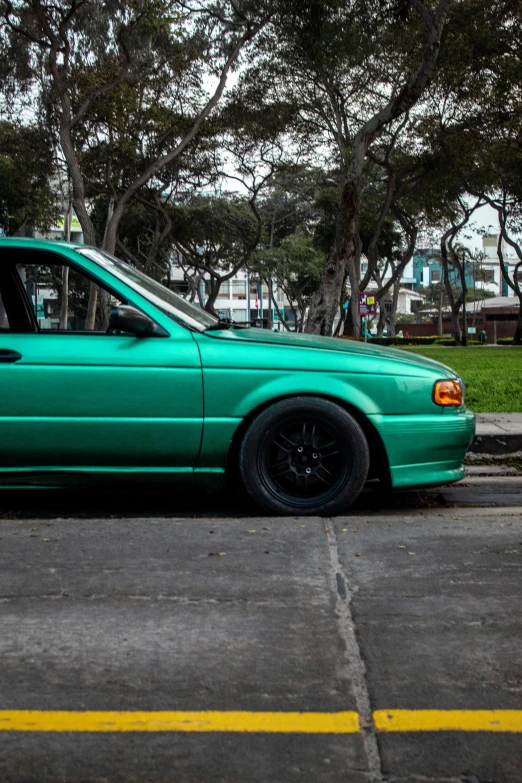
169;195;260;315
253;166;326;327
0;121;57;235
466;147;522;345
0;0;271;324
483;193;522;344
250;0;453;335
413;0;522;342
253;227;325;331
436;199;484;345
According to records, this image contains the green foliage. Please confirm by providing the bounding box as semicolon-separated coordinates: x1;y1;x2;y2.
171;196;259;272
0;122;57;236
418;283;498;309
354;336;440;346
433;338;480;346
254;228;325;288
1;0;521;331
402;346;522;412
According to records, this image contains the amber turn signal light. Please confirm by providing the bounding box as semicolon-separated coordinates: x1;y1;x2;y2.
433;380;463;406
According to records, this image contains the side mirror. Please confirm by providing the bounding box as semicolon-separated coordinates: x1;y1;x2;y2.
108;305;168;337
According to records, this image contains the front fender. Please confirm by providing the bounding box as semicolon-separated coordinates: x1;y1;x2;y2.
229;372;381;418
196;369;382;472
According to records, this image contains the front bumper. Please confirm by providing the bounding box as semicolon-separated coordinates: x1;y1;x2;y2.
369;410;476;489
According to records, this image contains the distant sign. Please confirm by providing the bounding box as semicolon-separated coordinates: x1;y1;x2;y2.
358;292;376;316
32;295;45;319
468;327;476;334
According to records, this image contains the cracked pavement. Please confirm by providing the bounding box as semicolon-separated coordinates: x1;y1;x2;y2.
0;479;521;782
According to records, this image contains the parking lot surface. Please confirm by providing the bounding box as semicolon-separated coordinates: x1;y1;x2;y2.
0;476;521;782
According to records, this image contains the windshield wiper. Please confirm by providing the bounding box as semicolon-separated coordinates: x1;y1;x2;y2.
204;318;247;332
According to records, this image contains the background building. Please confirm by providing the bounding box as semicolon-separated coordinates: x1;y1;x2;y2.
409;236;520;296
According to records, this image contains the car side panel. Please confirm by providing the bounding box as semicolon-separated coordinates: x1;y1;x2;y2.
0;333;203;469
193;333;448;477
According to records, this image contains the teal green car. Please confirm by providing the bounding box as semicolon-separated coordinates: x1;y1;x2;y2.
0;238;475;515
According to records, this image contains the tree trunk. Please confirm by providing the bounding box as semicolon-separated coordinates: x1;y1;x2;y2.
204;277;221;316
270;285;291;331
305;0;451;334
59;195;72;329
389;279;401;336
440;233;462;346
306;180;359;336
459;256;468;346
376;307;387;337
333;305;346;337
343;232;363;337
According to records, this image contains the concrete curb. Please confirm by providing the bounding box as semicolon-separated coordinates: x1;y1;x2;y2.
469;434;522;456
469;414;522;456
468;443;522;459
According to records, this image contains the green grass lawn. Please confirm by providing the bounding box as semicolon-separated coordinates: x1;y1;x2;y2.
401;346;522;412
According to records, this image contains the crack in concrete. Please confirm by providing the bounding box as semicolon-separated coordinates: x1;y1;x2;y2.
324;518;383;783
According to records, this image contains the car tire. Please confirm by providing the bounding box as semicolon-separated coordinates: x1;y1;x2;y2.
239;397;370;516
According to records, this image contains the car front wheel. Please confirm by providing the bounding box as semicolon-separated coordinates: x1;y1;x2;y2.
239;397;370;516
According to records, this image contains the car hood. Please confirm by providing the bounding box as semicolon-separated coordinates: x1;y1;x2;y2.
205;328;459;378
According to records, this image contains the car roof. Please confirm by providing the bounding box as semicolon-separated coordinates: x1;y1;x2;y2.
0;237;84;253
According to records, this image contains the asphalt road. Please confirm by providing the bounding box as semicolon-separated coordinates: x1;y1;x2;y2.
0;473;521;783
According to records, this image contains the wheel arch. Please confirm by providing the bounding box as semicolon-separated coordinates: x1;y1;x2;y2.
225;392;391;489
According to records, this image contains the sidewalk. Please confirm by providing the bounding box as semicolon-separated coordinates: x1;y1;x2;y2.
470;413;522;456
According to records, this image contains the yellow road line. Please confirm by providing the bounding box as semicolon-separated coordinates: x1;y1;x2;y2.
374;710;522;733
0;710;522;733
0;710;360;734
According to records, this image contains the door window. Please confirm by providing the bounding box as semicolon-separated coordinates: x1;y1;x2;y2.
0;291;9;330
16;262;125;332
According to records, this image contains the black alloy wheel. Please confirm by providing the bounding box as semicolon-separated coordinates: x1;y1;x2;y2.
267;418;347;498
239;397;370;516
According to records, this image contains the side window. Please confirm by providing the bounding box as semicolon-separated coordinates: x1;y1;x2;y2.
0;291;9;330
16;263;125;332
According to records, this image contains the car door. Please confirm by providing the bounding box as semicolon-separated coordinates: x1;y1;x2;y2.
0;249;203;475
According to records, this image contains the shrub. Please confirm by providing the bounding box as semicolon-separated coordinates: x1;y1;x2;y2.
497;337;514;344
434;339;482;346
338;335;440;346
337;335;485;347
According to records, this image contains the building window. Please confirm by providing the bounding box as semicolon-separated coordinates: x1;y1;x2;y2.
431;270;441;282
232;309;247;322
216;281;230;298
384;300;392;313
410;300;423;313
482;269;495;282
232;280;246;299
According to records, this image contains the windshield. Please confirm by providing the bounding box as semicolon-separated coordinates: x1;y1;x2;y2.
77;247;218;332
